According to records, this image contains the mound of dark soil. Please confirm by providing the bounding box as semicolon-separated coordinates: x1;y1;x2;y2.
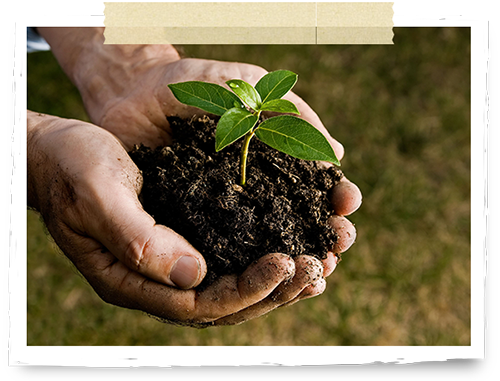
129;115;343;288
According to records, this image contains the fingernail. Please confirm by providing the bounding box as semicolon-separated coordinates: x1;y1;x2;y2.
170;256;200;289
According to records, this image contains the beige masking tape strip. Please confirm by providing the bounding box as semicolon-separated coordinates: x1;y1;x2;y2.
104;2;394;45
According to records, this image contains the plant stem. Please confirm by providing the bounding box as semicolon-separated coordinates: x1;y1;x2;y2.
239;110;261;187
239;130;255;187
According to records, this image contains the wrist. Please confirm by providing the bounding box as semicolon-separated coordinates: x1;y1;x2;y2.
37;27;180;123
27;111;60;210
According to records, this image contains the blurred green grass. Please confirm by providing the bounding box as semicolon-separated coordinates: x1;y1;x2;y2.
27;27;470;345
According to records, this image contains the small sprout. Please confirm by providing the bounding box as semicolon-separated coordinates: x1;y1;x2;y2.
168;70;340;186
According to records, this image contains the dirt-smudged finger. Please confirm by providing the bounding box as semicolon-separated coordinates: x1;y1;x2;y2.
330;177;362;216
268;255;324;304
192;253;295;322
322;251;339;278
328;215;357;253
211;255;323;326
238;253;296;298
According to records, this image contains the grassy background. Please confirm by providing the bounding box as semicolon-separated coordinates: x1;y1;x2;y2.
27;28;470;346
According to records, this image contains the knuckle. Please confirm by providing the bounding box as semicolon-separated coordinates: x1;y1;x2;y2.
123;234;152;271
124;240;143;269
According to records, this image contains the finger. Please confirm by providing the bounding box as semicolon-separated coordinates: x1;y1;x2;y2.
328;215;357;254
282;278;327;308
322;251;339;278
194;253;295;322
267;256;323;304
89;195;207;289
330;177;362;216
211;255;324;326
281;252;339;310
292;237;340;312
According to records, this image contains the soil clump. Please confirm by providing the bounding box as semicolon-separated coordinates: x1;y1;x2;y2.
129;116;343;288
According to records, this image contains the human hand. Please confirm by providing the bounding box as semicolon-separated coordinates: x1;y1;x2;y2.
27;111;338;326
36;27;361;324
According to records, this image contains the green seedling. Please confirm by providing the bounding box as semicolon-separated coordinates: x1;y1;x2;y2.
168;70;340;186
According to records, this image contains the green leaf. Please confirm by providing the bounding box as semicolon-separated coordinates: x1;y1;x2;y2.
260;99;300;115
226;79;262;111
255;70;298;103
168;81;244;116
215;108;258;151
255;115;340;165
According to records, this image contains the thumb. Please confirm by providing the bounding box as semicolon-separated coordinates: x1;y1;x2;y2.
84;185;207;289
31;115;206;289
118;218;208;290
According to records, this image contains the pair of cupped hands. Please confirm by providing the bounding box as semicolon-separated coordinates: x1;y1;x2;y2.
28;28;361;327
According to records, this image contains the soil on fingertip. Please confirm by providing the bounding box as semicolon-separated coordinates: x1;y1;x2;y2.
128;115;344;288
